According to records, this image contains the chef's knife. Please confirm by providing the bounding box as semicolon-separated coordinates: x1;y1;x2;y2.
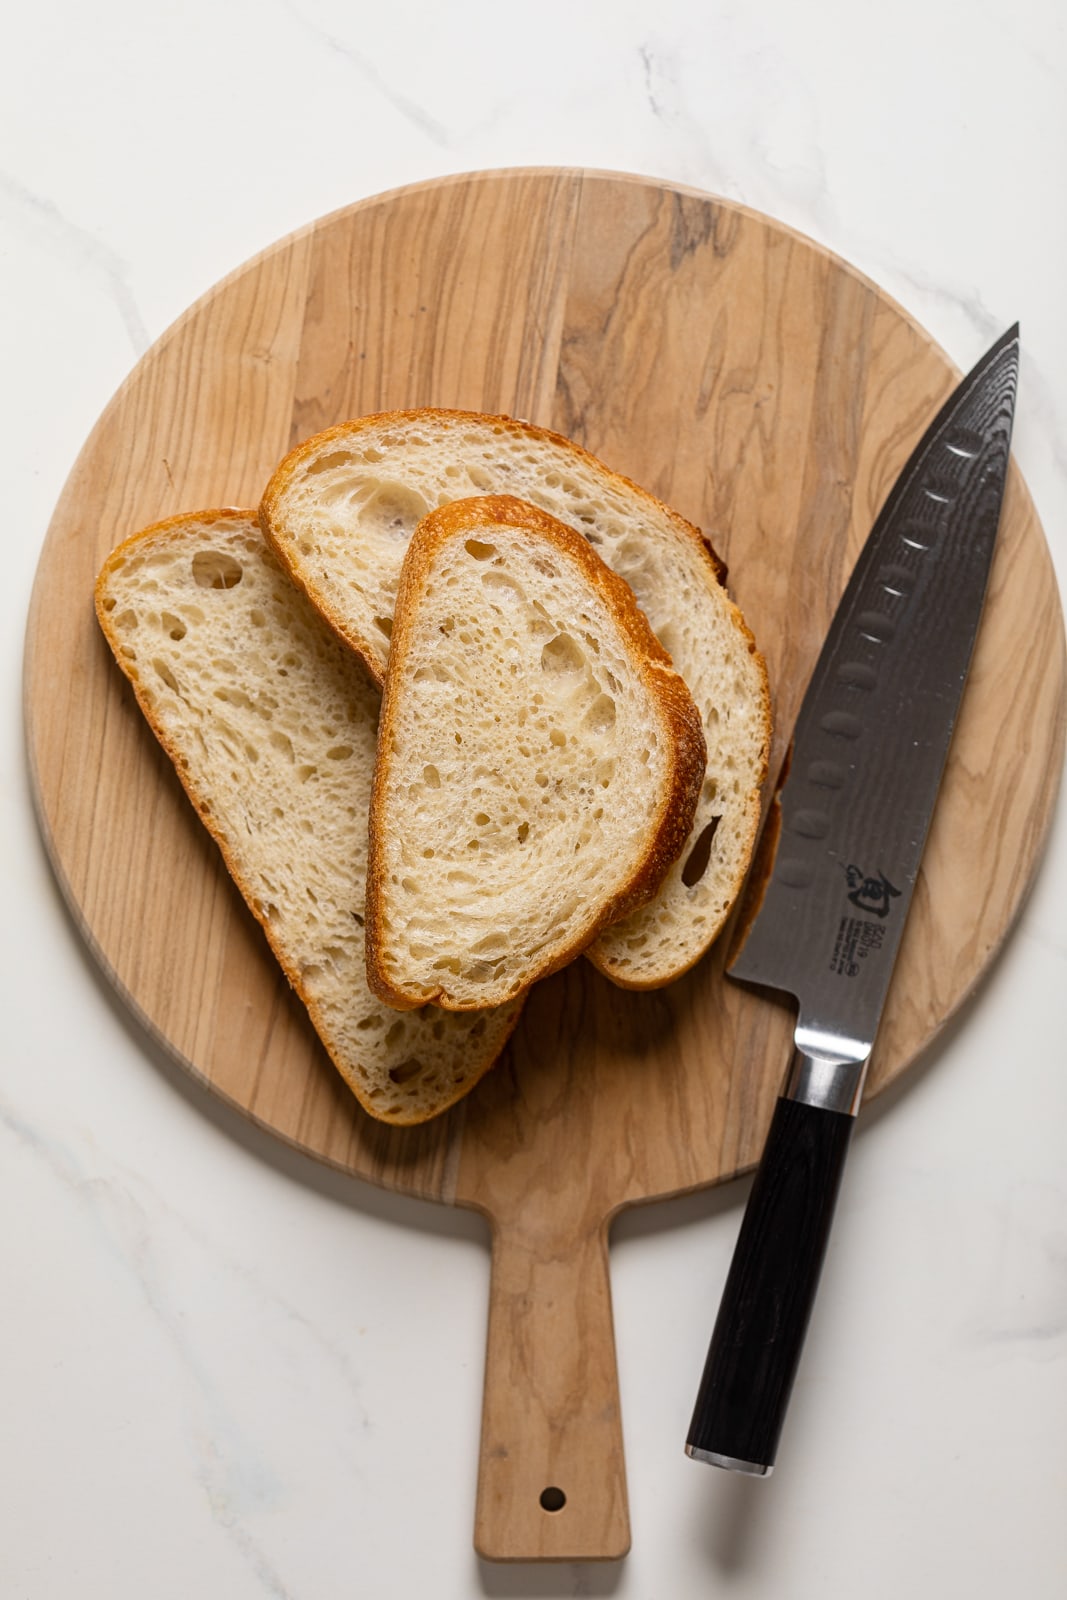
686;325;1020;1476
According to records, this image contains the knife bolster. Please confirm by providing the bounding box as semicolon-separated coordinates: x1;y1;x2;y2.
784;1026;870;1115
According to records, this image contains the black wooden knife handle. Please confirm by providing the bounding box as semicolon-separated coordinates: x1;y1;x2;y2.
686;1094;854;1474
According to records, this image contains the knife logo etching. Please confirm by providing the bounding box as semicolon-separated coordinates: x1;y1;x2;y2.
830;912;888;978
834;871;900;975
844;865;900;919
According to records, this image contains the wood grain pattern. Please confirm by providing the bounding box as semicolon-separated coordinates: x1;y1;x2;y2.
24;170;1066;1560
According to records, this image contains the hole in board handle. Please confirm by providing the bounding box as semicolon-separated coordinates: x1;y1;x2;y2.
539;1486;566;1513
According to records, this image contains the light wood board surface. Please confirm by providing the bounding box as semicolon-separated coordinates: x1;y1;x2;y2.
24;169;1066;1560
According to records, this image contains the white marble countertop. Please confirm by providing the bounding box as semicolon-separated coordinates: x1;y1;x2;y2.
4;2;1065;1595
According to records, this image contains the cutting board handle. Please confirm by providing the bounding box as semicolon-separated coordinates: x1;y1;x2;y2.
474;1216;630;1561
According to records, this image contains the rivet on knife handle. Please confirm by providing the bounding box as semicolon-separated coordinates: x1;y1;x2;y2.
687;326;1020;1474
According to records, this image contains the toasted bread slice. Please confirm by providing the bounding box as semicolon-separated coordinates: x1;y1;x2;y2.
260;410;770;988
94;509;522;1125
365;496;707;1011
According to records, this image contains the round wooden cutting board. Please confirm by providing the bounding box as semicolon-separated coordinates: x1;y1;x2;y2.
24;170;1065;1561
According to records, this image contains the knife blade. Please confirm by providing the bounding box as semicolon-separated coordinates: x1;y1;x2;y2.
685;324;1020;1476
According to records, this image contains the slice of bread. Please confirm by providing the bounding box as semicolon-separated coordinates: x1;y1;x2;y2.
365;495;707;1012
260;410;770;988
94;509;522;1125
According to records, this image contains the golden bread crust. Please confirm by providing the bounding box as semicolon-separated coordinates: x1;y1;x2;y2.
258;406;731;681
364;494;708;1010
586;626;771;990
94;507;523;1125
